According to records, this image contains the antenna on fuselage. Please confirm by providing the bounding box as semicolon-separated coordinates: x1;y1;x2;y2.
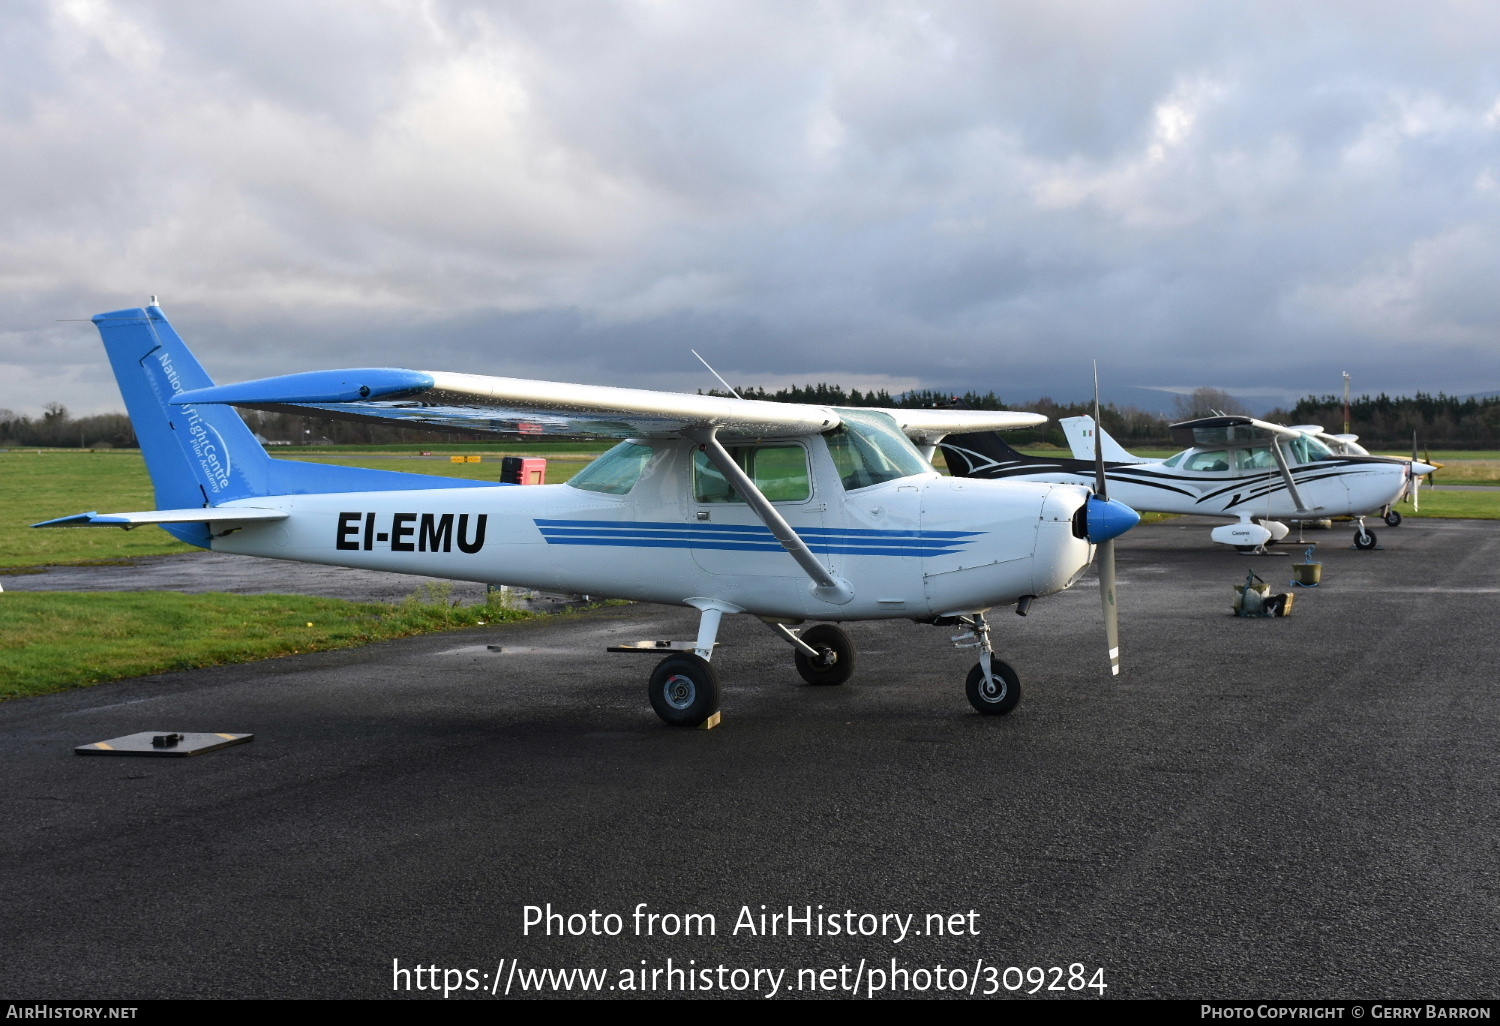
691;350;744;400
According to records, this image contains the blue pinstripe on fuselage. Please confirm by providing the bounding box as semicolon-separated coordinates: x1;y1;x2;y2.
534;519;979;558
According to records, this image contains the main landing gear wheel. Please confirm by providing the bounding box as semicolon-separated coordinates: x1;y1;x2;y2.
648;653;721;727
793;624;856;686
1384;510;1403;527
1354;529;1378;550
965;659;1021;716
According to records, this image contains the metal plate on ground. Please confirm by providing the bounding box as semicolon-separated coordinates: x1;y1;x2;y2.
75;732;253;757
607;640;696;654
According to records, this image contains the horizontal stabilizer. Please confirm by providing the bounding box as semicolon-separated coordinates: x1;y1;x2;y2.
33;507;289;529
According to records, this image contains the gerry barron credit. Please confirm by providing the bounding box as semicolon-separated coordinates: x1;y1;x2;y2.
390;902;1108;998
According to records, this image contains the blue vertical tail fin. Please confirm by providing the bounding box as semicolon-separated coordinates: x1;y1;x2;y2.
95;302;271;546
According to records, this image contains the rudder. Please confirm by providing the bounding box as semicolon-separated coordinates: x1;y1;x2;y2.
95;301;271;546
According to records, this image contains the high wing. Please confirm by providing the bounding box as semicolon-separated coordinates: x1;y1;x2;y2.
1168;415;1313;445
875;408;1047;446
172;367;1045;443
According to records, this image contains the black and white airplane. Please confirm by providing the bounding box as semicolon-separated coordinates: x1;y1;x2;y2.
940;414;1433;551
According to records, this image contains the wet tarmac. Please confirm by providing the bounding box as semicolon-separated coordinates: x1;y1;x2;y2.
0;550;580;609
3;517;1499;1000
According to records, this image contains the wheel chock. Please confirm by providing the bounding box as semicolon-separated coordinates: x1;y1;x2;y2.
698;711;722;730
76;732;253;757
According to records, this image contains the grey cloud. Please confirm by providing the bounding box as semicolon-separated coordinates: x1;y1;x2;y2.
3;0;1500;417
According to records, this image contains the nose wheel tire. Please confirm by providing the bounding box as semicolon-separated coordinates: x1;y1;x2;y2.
1354;529;1378;550
648;653;722;727
965;659;1021;716
1383;510;1403;527
793;624;856;685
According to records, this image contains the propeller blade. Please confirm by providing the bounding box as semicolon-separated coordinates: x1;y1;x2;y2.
1092;361;1107;501
1412;431;1420;511
1089;361;1123;676
1100;537;1119;676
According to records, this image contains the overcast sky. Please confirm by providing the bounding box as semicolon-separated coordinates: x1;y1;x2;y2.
2;0;1499;418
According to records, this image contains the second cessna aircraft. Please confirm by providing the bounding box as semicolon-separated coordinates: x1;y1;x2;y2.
941;415;1434;551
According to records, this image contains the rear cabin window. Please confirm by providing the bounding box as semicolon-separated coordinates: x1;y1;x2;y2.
568;441;657;495
693;444;811;503
1183;450;1231;472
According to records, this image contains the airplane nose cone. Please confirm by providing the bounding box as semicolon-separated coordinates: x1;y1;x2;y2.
1086;495;1140;544
1411;461;1437;476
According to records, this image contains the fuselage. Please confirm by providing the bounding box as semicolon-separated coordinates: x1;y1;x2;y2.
211;435;1098;620
943;440;1411;523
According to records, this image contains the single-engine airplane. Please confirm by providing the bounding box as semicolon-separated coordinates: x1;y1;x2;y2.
941;414;1433;552
35;302;1139;726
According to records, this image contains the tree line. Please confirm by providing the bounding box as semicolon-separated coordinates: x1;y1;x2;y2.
704;383;1218;446
1267;392;1500;448
6;387;1498;450
0;404;486;449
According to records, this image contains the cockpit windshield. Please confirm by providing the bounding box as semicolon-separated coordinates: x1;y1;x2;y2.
1286;435;1335;464
568;441;657;494
825;409;930;490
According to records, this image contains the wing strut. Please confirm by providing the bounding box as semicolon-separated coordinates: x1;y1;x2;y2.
685;427;854;605
1268;440;1318;514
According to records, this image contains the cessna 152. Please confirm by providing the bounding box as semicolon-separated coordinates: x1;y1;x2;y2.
35;302;1139;726
941;414;1432;552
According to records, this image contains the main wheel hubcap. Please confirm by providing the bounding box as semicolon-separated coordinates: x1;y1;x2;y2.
663;674;697;709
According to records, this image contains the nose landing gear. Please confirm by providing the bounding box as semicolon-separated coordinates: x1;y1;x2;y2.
947;612;1023;715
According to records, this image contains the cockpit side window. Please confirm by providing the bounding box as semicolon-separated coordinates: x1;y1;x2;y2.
1162;452;1185;468
693;444;812;504
1237;447;1277;470
825;409;930;490
1183;449;1231;472
568;441;657;495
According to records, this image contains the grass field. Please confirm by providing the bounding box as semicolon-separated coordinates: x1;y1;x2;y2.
1397;490;1500;520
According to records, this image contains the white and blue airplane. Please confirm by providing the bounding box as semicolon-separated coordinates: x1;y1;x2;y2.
942;414;1433;552
35;301;1138;727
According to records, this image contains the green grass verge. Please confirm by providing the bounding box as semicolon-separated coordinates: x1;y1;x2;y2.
1;450;198;567
1372;450;1500;462
1398;490;1500;520
0;586;534;701
278;441;616;457
279;453;593;483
